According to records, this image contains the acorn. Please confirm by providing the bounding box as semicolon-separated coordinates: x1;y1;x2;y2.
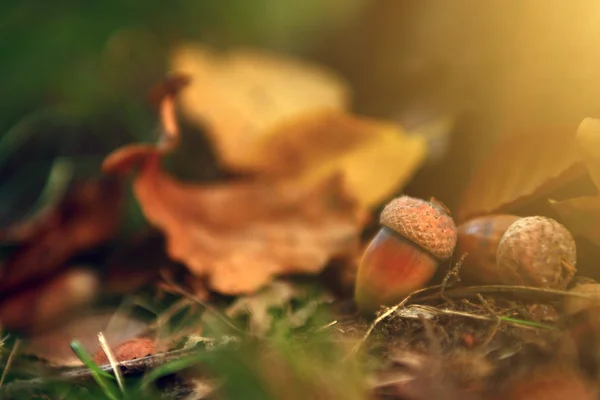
496;367;598;400
456;214;520;284
355;196;457;313
496;216;576;288
564;283;600;315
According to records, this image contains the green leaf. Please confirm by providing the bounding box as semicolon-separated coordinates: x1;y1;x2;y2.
138;352;206;391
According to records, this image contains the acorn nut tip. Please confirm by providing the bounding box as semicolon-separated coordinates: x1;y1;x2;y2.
496;216;576;289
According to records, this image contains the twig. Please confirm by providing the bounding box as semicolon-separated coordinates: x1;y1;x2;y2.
0;339;20;390
1;346;201;396
350;285;443;356
147;297;197;332
419;314;442;358
415;284;600;303
97;332;125;392
314;320;338;332
401;304;555;330
440;253;467;305
561;259;576;273
351;283;574;357
476;294;501;346
159;270;244;334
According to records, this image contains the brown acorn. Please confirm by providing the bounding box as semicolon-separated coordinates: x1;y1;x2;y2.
496;216;576;288
355;196;457;313
564;283;600;315
496;367;598;400
456;214;520;284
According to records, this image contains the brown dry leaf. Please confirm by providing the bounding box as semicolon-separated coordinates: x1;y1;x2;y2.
103;91;364;294
0;268;100;332
551;118;600;246
252;111;426;207
170;45;426;208
457;127;585;222
106;152;363;294
94;337;156;366
0;177;123;294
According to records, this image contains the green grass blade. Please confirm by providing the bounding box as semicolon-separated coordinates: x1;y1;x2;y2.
70;340;121;400
499;316;557;330
139;352;206;391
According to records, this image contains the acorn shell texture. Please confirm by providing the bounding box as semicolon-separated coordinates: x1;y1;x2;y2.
496;216;576;289
380;196;457;260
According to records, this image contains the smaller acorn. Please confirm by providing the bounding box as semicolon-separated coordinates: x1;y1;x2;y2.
496;367;598;400
456;214;520;284
355;196;457;313
496;216;576;289
564;283;600;315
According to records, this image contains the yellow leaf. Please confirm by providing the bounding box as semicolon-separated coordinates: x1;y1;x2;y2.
170;45;349;172
103;92;366;295
255;111;427;208
170;45;426;208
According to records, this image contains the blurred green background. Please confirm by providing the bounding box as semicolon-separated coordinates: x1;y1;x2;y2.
4;0;600;226
0;0;371;228
0;0;367;135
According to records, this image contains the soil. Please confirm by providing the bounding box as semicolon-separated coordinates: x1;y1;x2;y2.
335;281;600;399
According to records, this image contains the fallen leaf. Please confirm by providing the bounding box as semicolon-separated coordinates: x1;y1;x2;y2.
226;281;297;335
24;311;149;366
458;126;585;222
254;111;426;207
575;117;600;188
170;45;426;207
0;177;123;295
117;155;362;294
0;107;129;230
397;108;457;166
94;337;156;366
551;118;600;246
103;88;365;295
0;268;100;332
170;45;349;172
185;378;218;399
550;197;600;246
226;281;330;335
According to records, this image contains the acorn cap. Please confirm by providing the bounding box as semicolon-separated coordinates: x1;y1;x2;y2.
380;196;457;260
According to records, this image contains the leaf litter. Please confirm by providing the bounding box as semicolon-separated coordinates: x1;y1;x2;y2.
104;123;365;293
103;70;424;295
169;45;427;208
6;42;600;400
